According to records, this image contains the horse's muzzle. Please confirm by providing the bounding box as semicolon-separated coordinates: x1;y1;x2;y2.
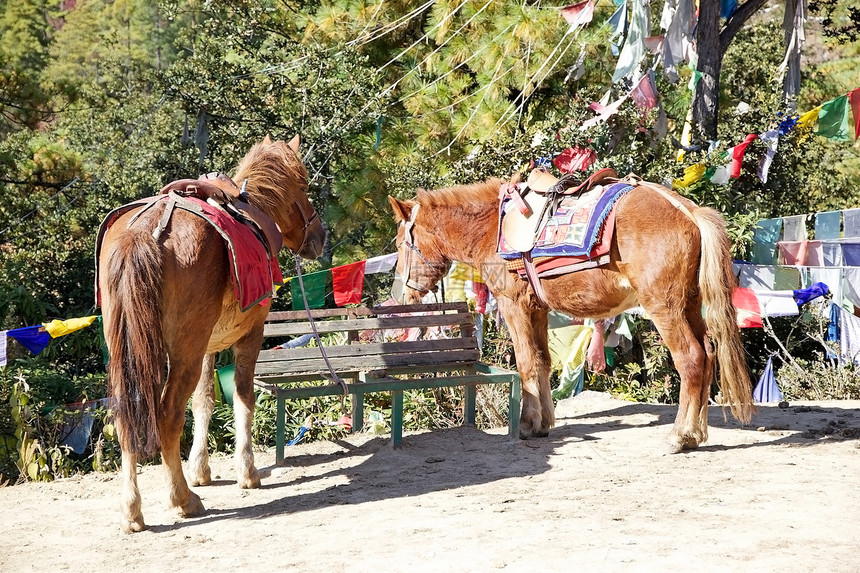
298;223;326;259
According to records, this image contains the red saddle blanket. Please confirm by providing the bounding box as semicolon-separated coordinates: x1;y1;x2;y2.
96;195;282;312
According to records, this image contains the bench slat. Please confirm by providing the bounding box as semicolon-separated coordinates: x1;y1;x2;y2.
257;336;477;362
255;348;480;376
263;312;473;337
265;302;469;322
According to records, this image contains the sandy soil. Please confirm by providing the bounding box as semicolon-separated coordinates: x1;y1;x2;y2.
1;391;859;573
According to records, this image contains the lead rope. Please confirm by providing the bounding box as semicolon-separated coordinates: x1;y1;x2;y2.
294;257;349;412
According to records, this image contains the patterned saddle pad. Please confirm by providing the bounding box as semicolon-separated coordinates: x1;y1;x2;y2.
499;182;632;260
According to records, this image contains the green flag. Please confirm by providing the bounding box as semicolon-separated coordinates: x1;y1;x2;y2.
816;94;849;141
291;270;329;310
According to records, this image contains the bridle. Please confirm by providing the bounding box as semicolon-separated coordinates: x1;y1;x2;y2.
292;193;320;255
393;204;439;302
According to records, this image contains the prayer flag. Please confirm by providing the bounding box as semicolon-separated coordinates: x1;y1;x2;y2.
757;130;780;183
848;87;860;139
561;0;595;29
814;210;841;240
291;270;328;310
673;163;706;188
842;243;860;266
365;253;397;274
0;331;6;367
43;315;98;338
753;356;782;403
720;0;738;19
737;265;775;291
473;282;489;314
773;266;801;291
7;325;51;355
805;240;824;266
554;146;597;173
733;287;763;328
730;133;758;178
630;70;658;111
751;218;782;264
606;1;628;56
822;242;842;266
781;214;807;242
796;106;820;133
816;95;849;141
756;291;799;317
793;282;829;306
844;208;860;237
778;241;807;265
612;0;649;82
331;261;366;306
580;94;628;130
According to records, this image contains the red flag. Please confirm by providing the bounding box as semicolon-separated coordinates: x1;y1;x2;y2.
730;133;759;179
848;87;860;139
553;146;597;173
732;287;763;328
561;0;595;28
331;261;366;306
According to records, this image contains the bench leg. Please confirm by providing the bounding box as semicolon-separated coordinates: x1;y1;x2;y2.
351;392;364;433
391;389;403;448
509;377;521;441
464;384;477;427
276;393;286;466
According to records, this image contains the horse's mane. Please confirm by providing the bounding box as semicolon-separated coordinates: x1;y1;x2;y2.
415;178;502;209
233;139;308;213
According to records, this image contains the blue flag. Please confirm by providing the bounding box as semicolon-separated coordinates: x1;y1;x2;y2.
7;325;51;355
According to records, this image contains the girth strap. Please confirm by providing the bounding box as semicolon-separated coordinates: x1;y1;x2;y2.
522;251;550;308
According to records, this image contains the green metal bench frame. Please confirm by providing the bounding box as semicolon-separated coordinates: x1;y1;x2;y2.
253;302;521;465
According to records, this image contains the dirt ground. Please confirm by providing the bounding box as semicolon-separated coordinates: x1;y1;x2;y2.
1;391;859;572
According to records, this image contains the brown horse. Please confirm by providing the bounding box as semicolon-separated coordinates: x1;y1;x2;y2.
99;137;325;533
388;177;753;451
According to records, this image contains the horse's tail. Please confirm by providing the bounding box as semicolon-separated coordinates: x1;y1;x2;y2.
103;230;165;457
693;207;754;424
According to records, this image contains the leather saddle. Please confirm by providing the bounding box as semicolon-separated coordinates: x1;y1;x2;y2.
158;172;283;256
501;167;618;253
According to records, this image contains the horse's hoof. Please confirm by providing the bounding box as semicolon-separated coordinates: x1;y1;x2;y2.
518;427;550;439
190;470;212;487
177;492;206;518
120;515;146;534
239;469;261;489
667;434;701;453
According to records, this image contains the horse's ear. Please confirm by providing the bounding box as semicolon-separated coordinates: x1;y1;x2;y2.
287;135;300;153
263;134;273;145
387;196;415;223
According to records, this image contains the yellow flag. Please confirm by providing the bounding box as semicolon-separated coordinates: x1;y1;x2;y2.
43;315;98;338
796;106;821;138
673;163;707;189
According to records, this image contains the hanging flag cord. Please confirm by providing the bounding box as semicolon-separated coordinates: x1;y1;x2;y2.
294;257;350;408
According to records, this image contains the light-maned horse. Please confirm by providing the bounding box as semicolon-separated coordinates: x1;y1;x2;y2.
99;137;325;533
388;177;753;451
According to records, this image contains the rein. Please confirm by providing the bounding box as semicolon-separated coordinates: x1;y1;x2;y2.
294;257;349;399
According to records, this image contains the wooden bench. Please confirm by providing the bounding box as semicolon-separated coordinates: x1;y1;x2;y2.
253;302;521;464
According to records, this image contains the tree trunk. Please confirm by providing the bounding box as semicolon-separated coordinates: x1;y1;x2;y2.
692;0;722;141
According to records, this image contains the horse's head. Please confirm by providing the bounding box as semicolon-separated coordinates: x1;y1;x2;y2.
388;195;450;304
236;136;326;260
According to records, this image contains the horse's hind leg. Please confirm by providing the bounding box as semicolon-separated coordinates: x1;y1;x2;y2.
647;303;711;452
159;359;205;517
119;449;145;533
232;327;264;489
189;353;216;486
